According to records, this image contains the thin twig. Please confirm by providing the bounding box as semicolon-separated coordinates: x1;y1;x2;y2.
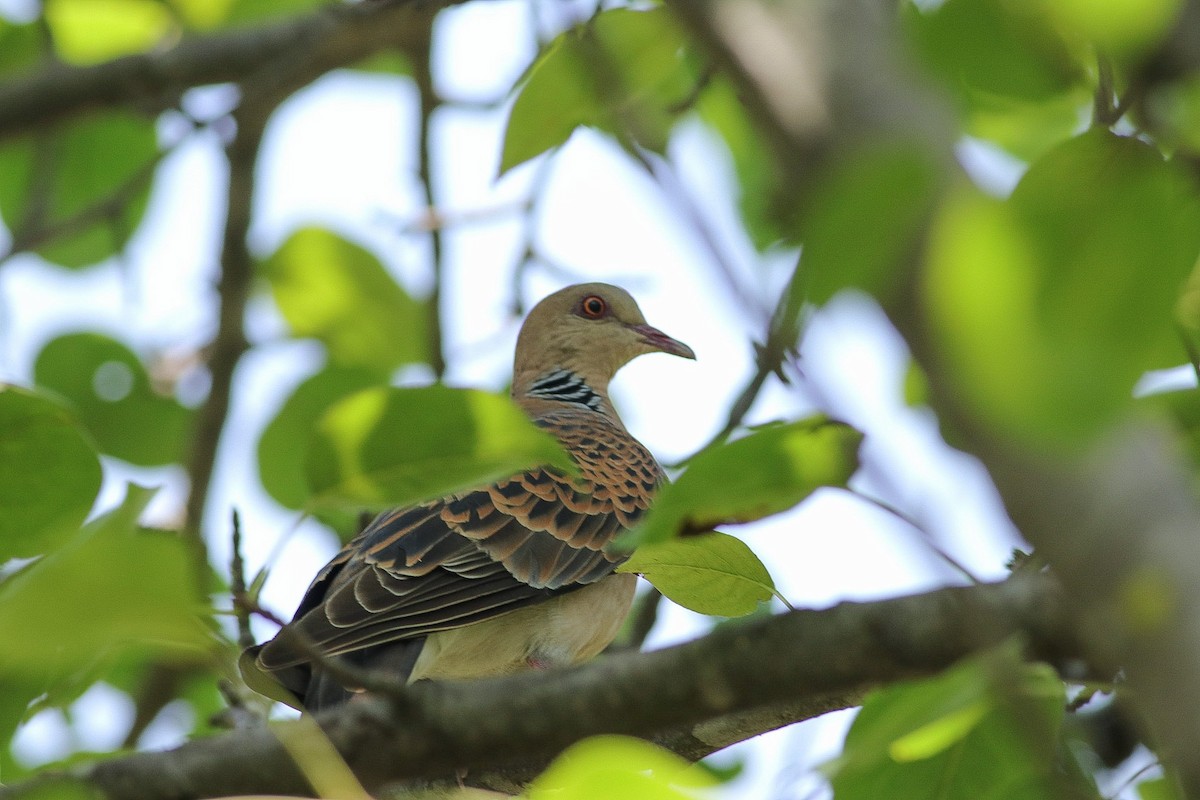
181;97;267;599
692;260;805;455
412;34;447;379
851;490;983;585
230;509;256;651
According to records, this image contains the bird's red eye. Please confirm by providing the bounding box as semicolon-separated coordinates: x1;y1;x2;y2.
580;295;607;319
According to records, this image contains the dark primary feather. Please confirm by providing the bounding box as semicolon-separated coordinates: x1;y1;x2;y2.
252;407;663;706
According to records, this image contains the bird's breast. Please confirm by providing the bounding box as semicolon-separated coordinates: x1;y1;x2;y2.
407;573;638;682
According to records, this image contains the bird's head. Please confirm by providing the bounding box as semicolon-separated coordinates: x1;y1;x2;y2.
514;283;695;395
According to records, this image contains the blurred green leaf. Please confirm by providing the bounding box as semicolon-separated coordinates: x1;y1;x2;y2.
2;775;98;800
828;645;1098;800
904;0;1083;104
501;7;698;173
0;387;101;560
225;0;322;25
33;332;193;466
306;386;572;510
629;417;861;546
926;131;1200;448
261;227;428;372
528;735;716;800
0;111;156;268
966;89;1088;163
1037;0;1180;60
1138;776;1181;800
258;366;382;510
802;143;941;304
171;0;238;29
696;76;784;250
0;21;43;75
1145;74;1200;157
618;531;776;617
45;0;172;63
0;486;209;675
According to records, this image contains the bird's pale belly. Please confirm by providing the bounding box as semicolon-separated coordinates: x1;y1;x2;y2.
408;573;638;682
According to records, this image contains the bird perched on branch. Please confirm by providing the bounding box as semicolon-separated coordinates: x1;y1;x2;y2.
243;282;694;710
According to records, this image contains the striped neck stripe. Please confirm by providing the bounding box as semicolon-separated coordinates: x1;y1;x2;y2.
528;369;604;410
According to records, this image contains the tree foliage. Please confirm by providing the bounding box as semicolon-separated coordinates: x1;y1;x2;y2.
3;0;1200;798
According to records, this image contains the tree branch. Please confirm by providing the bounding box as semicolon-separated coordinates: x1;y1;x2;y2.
0;576;1078;800
0;0;462;141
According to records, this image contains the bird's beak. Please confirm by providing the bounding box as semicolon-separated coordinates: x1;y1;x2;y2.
630;324;696;360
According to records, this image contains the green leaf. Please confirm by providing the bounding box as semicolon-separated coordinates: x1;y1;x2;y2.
33;332;193;466
500;8;698;173
225;0;322;25
829;645;1098;800
696;76;785;250
0;486;209;676
44;0;172;64
171;0;238;29
1138;776;1181;800
618;531;776;617
528;735;716;800
0;111;156;268
925;131;1200;449
0;387;101;560
630;417;862;546
261;227;428;372
0;21;43;76
258;366;382;510
1037;0;1180;59
802;143;942;304
305;386;573;510
966;88;1089;163
904;0;1083;105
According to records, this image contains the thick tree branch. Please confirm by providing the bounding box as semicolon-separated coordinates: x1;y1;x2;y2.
0;0;461;141
0;576;1077;800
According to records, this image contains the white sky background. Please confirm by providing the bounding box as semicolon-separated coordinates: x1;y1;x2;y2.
0;1;1036;796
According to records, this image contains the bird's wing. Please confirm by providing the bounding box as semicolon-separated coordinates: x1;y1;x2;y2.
256;409;662;672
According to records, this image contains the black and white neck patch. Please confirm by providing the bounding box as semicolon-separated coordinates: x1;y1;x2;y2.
528;369;604;410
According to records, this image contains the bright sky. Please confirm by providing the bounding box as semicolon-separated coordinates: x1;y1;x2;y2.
0;2;1027;795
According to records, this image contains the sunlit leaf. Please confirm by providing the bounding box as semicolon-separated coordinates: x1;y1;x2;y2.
0;486;209;675
305;386;572;510
172;0;238;29
33;333;194;466
528;735;716;800
45;0;173;64
261;227;428;372
1138;776;1182;800
0;387;101;560
802;143;942;304
258;366;382;510
925;131;1200;448
1037;0;1180;59
828;645;1098;800
501;7;697;173
629;417;861;546
0;111;157;268
618;532;776;617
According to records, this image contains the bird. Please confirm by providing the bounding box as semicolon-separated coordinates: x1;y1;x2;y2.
242;282;695;711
